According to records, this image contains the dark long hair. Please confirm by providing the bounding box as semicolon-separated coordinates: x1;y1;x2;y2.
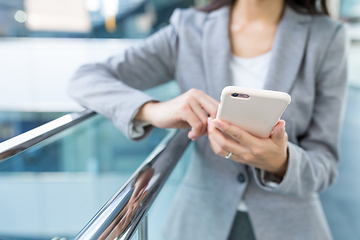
199;0;329;15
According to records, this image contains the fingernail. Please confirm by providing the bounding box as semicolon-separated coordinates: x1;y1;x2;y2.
279;125;285;132
207;117;212;126
212;119;221;129
188;132;193;139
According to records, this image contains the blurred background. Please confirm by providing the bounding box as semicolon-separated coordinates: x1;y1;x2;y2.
0;0;359;239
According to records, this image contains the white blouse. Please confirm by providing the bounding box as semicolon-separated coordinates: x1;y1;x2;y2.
230;50;272;89
230;50;273;211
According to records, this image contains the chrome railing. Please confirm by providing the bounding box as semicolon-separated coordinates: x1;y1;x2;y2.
0;108;190;240
74;129;190;240
0;109;96;163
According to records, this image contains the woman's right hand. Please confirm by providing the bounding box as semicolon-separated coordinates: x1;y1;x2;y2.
135;89;219;140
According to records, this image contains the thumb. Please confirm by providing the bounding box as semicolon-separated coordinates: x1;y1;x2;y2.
271;120;286;142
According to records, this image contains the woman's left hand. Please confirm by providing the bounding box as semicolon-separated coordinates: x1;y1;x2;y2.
207;118;289;178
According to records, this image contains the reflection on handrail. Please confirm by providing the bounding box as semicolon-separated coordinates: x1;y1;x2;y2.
74;129;191;240
0;109;96;163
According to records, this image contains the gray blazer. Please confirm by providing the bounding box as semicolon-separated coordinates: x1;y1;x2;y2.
68;5;347;240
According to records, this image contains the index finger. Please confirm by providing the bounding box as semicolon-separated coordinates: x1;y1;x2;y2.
192;90;219;118
211;118;261;148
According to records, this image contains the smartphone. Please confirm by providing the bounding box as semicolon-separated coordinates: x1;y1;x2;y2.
216;86;291;138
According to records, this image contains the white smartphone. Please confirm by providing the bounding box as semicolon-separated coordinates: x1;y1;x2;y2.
216;86;291;138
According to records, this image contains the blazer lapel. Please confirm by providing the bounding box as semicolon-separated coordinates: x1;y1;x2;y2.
202;5;312;97
264;7;312;93
202;6;232;101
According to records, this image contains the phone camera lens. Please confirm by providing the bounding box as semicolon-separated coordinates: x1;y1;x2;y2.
231;93;239;97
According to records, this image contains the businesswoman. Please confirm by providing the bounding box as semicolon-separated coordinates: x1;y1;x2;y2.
68;0;347;239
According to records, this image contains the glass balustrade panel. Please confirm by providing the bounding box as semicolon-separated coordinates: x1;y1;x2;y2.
0;81;179;240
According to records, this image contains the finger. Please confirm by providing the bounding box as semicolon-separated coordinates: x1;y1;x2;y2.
188;98;210;138
212;118;261;149
199;95;219;118
208;131;229;158
271;120;287;144
182;107;205;140
208;118;249;156
208;125;252;165
273;120;285;131
188;89;219;118
208;122;238;159
196;89;219;108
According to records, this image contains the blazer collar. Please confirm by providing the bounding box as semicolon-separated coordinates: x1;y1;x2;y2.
202;5;313;101
264;6;312;92
202;6;232;100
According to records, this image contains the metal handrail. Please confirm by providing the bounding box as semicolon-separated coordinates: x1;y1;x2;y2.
74;129;191;240
0;108;190;239
0;109;96;163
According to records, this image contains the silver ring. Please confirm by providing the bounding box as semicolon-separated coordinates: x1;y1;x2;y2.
225;152;232;159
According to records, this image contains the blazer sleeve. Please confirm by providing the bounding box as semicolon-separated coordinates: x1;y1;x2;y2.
67;10;181;140
252;23;348;197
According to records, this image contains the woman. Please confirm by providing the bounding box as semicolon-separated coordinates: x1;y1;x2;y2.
68;0;347;239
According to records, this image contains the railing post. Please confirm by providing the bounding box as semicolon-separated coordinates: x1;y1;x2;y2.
73;130;190;240
138;214;148;240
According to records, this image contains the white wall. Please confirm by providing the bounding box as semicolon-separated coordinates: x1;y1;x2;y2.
0;39;359;113
0;38;139;112
348;42;360;87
